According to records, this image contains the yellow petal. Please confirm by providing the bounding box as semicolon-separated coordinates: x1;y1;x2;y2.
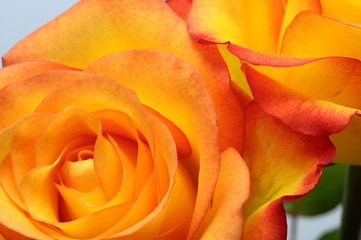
281;11;361;60
320;0;361;25
188;0;285;53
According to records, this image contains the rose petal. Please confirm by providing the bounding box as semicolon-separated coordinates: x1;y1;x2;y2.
20;160;62;222
0;186;53;240
144;106;191;159
188;0;285;53
57;184;108;221
0;70;92;129
4;0;244;154
93;135;126;200
85;50;221;237
0;155;25;210
245;64;359;136
0;61;76;90
35;107;101;167
217;44;252;96
279;0;321;45
166;0;192;20
0;224;32;240
320;0;361;25
281;11;361;59
60;159;99;192
97;114;191;239
197;148;250;240
241;102;335;239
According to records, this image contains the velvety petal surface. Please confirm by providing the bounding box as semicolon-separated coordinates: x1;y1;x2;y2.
241;102;335;240
3;0;244;154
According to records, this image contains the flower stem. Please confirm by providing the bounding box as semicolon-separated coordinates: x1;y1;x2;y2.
340;165;361;240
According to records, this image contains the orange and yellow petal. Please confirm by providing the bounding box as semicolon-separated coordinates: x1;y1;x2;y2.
84;50;222;238
279;0;321;47
188;0;285;53
241;102;335;239
0;61;77;90
245;64;360;136
197;148;250;240
0;70;91;129
3;1;244;154
281;11;361;60
246;57;361;165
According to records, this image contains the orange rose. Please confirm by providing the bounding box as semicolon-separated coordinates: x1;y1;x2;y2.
187;0;361;165
1;0;334;239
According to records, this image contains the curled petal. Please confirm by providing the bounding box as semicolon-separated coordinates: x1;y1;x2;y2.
245;64;360;136
241;102;335;239
196;148;250;240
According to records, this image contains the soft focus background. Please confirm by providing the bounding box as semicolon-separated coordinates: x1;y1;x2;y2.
0;1;342;239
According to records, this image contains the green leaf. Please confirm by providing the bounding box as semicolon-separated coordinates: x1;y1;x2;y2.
318;229;340;240
284;164;346;216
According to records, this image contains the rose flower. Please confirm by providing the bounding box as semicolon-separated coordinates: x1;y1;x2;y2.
187;0;361;165
1;0;334;239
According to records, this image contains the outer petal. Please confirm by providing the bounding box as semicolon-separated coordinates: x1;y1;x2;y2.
196;148;250;240
246;61;361;136
3;0;244;155
281;11;361;60
0;70;92;129
241;102;335;239
188;0;284;53
0;61;76;90
246;58;361;164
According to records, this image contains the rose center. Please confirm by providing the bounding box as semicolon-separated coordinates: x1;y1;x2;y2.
59;145;100;192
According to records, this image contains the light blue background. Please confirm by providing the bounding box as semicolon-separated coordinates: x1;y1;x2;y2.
0;1;342;239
